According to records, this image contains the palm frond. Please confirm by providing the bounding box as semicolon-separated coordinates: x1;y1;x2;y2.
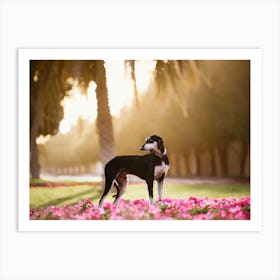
125;60;140;109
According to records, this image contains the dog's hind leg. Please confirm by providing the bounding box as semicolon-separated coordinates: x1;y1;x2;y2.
112;181;120;200
113;172;128;205
99;160;120;207
99;179;113;208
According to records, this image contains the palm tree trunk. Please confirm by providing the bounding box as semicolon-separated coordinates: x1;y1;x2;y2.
94;61;116;167
240;140;248;177
30;134;40;178
194;147;201;176
209;146;217;177
183;152;190;176
218;142;228;177
30;61;53;179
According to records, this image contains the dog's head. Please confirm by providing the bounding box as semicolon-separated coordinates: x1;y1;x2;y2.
140;135;165;153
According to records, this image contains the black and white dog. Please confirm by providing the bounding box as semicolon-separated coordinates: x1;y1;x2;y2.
98;135;169;207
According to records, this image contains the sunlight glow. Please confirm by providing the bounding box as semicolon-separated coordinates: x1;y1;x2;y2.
58;81;97;134
135;60;156;93
59;120;71;135
105;61;134;116
36;134;51;144
58;60;155;135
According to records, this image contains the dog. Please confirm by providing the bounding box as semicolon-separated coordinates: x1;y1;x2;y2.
98;135;169;207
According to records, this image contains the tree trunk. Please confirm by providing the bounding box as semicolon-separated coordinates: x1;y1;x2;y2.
30;137;40;178
194;148;201;176
240;140;248;177
175;154;181;177
94;61;116;168
30;61;53;179
209;146;217;177
30;90;41;179
183;152;190;176
218;142;228;177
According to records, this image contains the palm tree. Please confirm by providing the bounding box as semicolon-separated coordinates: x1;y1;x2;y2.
125;60;140;109
91;61;116;167
154;60;211;116
30;60;65;179
71;60;117;168
30;61;52;179
30;59;116;178
126;60;210;177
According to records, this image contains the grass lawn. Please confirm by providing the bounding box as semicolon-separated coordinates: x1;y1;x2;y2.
30;183;250;209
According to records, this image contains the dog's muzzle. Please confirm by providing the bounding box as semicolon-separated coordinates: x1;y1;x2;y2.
140;145;145;151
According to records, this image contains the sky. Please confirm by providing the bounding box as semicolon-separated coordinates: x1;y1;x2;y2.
58;60;155;134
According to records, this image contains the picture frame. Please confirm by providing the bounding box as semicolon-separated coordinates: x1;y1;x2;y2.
18;48;262;232
1;1;279;280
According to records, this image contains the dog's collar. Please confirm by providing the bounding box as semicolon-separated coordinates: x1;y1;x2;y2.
153;150;167;159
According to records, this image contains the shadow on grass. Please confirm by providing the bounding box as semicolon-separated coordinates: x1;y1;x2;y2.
37;188;102;209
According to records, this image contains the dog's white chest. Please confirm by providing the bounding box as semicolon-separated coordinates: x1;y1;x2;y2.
154;162;169;179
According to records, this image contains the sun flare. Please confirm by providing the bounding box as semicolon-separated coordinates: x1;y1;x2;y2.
57;60;155;135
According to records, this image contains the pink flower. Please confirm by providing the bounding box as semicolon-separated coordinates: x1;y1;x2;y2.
30;197;250;221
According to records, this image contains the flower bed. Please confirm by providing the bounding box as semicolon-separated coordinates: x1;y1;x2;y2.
30;197;250;220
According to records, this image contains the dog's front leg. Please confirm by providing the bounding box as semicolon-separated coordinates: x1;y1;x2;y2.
157;179;163;201
146;178;154;205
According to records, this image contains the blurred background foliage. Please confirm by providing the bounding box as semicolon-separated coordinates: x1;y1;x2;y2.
31;59;250;179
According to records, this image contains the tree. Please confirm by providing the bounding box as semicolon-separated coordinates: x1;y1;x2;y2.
30;60;116;178
30;60;67;178
41;119;99;170
204;60;250;176
122;60;250;178
125;60;140;109
76;60;116;168
154;60;208;117
92;61;116;167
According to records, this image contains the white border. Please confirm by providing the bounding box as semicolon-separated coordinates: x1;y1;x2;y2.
18;48;262;232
